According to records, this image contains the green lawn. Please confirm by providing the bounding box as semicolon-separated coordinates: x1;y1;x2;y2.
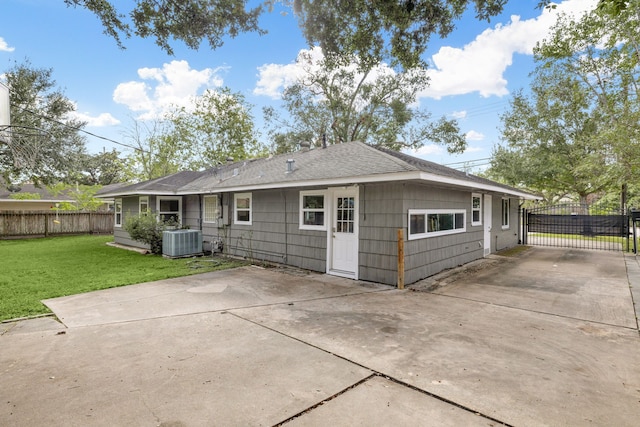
0;235;246;322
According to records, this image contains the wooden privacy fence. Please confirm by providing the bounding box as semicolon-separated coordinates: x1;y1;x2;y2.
0;211;114;238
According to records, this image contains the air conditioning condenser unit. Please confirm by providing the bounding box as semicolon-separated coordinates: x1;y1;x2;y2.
162;229;203;258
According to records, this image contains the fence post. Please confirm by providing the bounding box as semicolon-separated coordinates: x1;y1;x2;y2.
44;212;49;237
397;228;405;289
522;208;527;245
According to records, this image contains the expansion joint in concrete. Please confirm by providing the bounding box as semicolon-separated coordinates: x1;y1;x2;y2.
229;311;513;427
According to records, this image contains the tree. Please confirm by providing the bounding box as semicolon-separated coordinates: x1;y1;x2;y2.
167;88;266;169
533;5;640;190
67;0;512;70
489;5;640;204
64;0;264;56
1;60;86;184
263;50;466;154
125;88;264;180
488;81;611;205
123;118;188;181
48;183;105;211
76;149;132;185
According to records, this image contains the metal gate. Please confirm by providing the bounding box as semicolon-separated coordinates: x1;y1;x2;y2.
522;203;629;251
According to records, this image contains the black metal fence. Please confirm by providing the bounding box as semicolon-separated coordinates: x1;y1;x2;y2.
522;203;629;251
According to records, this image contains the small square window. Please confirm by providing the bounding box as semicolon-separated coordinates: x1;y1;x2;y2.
234;193;252;225
299;191;326;230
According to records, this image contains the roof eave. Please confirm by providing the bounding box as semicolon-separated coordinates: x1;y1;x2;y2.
96;190;179;198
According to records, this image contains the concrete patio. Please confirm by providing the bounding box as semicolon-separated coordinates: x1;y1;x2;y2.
1;247;639;426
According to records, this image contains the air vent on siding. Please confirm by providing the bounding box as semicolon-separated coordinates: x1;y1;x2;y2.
162;229;203;258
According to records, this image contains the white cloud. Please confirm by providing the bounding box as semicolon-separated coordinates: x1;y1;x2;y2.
254;47;322;98
0;37;14;52
419;0;597;100
464;146;484;153
254;46;399;100
71;111;120;127
405;144;444;158
113;60;226;120
451;110;467;119
465;130;484;141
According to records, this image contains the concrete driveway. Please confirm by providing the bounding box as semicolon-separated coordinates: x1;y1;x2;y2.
1;247;639;426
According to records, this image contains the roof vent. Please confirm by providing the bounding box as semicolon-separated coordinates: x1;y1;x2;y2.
300;141;310;152
233;168;239;177
226;156;234;164
286;159;295;173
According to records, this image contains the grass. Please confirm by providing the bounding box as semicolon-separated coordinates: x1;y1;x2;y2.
528;232;628;243
495;245;532;257
0;235;246;322
528;232;631;251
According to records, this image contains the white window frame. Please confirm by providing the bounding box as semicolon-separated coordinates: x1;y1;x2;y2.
157;196;182;224
234;192;252;225
114;198;122;227
299;190;327;231
471;193;482;226
139;196;149;216
501;198;510;229
203;195;219;224
408;209;466;240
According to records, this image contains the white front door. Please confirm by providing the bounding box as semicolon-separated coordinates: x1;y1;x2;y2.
328;188;359;279
484;194;492;256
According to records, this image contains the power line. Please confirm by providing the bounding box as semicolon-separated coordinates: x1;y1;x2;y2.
10;104;145;152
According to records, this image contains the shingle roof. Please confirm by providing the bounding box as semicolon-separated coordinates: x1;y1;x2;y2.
96;170;206;196
0;182;74;201
374;146;531;195
97;141;538;199
180;141;416;192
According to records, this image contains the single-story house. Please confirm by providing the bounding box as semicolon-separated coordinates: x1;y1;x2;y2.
97;141;539;286
0;182;75;212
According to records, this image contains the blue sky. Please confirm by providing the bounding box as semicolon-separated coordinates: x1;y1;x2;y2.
0;0;598;170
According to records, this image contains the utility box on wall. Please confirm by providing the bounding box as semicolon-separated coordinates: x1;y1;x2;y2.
162;229;203;257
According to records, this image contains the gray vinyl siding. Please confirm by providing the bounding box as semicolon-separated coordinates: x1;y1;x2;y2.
358;183;404;284
492;196;519;252
183;195;201;231
403;183;483;285
113;196;149;249
110;185;521;286
359;183;486;285
201;189;327;272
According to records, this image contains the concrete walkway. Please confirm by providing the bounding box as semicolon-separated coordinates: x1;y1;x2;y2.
1;248;639;426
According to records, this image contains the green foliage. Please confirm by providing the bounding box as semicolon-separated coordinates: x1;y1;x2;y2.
8;192;40;200
0;235;245;321
124;119;187;181
167;88;266;169
489;4;640;204
67;0;508;71
2;60;87;184
596;0;631;15
293;0;507;70
125;88;265;180
75;149;132;185
263;51;466;153
64;0;264;56
124;214;179;254
48;183;105;211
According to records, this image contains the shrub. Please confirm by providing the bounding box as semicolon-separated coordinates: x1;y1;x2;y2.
124;215;179;254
